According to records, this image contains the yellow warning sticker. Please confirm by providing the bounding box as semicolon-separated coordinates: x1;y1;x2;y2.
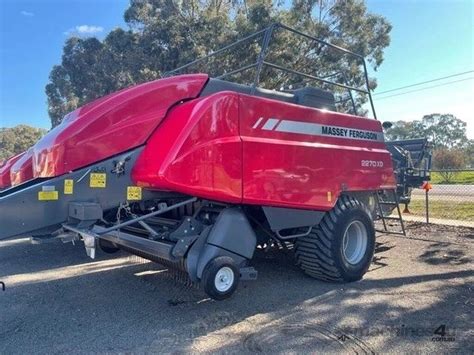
38;191;59;201
64;179;74;194
90;173;106;188
127;186;142;201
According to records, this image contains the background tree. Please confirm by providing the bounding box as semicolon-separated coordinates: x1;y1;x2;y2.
383;113;471;169
383;120;424;141
432;148;466;183
464;140;474;168
384;113;468;149
421;113;468;149
46;0;392;127
0;125;47;160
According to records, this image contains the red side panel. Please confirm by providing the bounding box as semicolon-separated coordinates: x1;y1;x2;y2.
239;95;396;211
132;93;242;203
0;152;25;189
10;149;34;187
32;74;209;179
134;92;395;211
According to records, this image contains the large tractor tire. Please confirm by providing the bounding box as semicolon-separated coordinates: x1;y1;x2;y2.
295;196;375;282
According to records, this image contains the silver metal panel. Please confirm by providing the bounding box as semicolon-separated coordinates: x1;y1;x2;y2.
261;118;280;131
0;147;163;240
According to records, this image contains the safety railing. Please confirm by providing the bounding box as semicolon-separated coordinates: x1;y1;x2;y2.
165;23;377;119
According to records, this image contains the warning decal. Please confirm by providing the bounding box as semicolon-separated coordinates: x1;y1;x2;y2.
90;173;106;188
127;186;142;201
38;191;59;201
64;179;74;194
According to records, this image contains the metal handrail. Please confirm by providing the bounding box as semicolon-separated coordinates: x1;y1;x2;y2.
262;61;369;94
277;23;364;59
215;63;258;80
163;28;268;77
164;22;378;119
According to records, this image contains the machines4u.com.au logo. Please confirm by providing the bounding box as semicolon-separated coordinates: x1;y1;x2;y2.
432;324;456;342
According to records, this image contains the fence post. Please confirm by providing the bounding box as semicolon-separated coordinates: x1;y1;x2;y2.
425;189;429;224
422;181;432;224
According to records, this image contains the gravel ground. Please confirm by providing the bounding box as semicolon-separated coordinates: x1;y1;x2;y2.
0;221;473;354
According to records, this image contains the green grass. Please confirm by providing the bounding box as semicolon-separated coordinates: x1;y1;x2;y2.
430;171;474;185
402;200;474;221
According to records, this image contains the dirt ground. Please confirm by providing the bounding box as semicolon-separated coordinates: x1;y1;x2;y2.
0;221;473;354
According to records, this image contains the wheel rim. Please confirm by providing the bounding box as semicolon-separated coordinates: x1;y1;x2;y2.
214;266;234;292
342;220;368;265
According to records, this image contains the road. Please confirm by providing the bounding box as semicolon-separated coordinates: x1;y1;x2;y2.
411;184;474;202
0;222;473;354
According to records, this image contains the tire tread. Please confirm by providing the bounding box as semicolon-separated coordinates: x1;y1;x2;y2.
294;196;372;282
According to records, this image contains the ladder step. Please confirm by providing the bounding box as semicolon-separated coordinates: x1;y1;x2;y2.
375;229;406;236
375;188;406;237
380;216;403;221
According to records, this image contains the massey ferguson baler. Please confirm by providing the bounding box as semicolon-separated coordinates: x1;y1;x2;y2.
0;24;430;299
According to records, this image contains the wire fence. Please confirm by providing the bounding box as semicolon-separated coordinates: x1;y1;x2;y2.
400;169;474;227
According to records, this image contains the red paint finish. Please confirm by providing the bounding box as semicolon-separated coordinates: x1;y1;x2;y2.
32;74;209;179
0;152;25;189
239;95;395;210
132;93;242;203
10;149;34;187
134;91;395;211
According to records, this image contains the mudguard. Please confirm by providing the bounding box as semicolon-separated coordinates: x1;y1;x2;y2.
186;208;256;281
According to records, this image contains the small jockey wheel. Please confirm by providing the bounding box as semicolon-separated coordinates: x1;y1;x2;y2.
201;257;240;300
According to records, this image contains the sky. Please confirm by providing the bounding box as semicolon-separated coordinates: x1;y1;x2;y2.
0;0;473;137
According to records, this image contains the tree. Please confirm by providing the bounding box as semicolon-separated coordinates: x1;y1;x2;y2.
432;148;465;183
421;114;468;149
464;140;474;168
0;125;47;160
383;120;424;141
46;0;392;127
384;113;468;149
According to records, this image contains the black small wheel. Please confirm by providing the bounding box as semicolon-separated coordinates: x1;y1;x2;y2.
201;256;239;300
295;196;375;282
98;239;120;254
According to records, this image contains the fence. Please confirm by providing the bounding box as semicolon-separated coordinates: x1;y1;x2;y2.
399;169;474;227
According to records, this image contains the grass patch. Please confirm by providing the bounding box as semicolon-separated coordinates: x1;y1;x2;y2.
402;200;474;221
430;171;474;185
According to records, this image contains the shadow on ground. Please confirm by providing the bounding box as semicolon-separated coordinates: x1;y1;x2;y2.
418;242;471;266
0;222;472;354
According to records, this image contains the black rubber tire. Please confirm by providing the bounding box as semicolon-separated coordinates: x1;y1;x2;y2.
201;256;240;300
98;239;120;254
294;196;375;282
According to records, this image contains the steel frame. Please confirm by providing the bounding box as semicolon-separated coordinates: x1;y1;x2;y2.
165;22;377;119
63;197;197;237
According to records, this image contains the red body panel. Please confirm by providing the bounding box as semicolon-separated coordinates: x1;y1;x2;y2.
239;96;395;210
133;92;396;211
4;75;395;211
132;93;242;203
0;152;25;188
10;149;34;187
31;74;208;180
